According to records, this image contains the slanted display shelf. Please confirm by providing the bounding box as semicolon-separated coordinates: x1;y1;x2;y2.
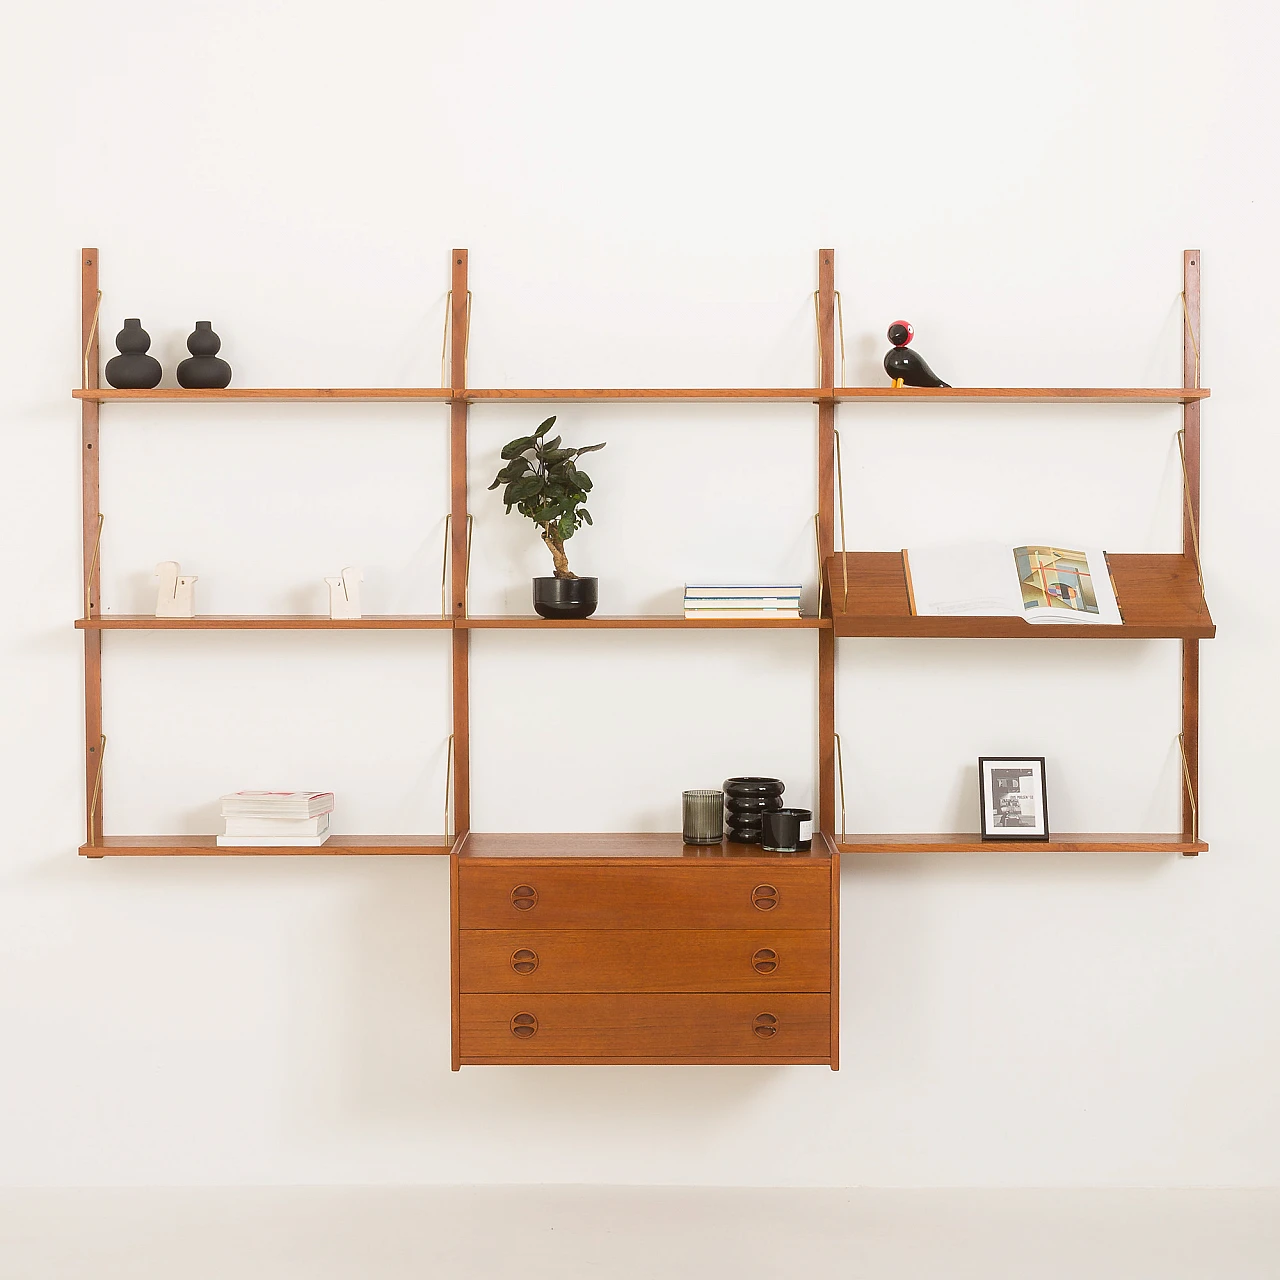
823;552;1214;640
837;833;1208;855
80;834;451;858
73;386;1210;405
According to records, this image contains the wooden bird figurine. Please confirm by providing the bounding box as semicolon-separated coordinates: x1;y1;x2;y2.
155;561;198;618
884;321;950;388
325;566;363;619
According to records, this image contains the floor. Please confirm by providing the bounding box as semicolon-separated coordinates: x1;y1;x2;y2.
1;1186;1277;1279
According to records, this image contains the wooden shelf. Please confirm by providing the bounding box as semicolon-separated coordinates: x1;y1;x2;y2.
73;386;1209;405
823;553;1214;640
80;834;451;857
459;615;828;629
455;832;833;861
76;615;452;630
466;388;826;402
73;388;455;403
838;833;1207;854
830;387;1208;404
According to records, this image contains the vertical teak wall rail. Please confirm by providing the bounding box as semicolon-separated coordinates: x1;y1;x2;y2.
81;249;104;848
450;251;472;837
816;251;836;839
1182;250;1201;852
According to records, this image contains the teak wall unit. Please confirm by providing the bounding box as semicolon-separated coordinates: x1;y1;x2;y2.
75;248;1212;1069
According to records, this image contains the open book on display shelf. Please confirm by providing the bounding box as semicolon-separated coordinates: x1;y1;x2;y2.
903;544;1122;626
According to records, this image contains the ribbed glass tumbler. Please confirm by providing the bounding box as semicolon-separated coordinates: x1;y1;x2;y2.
682;790;724;845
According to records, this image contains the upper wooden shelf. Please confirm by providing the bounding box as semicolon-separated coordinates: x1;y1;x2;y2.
823;552;1214;640
76;615;451;630
838;832;1207;855
829;387;1208;404
455;832;832;861
73;388;455;403
80;834;451;857
73;386;1209;405
459;615;828;629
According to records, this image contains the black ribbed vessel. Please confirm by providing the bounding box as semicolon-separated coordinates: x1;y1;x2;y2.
722;777;784;844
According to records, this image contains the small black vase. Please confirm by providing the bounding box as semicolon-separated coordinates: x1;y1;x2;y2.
104;319;162;389
176;321;232;389
533;576;598;619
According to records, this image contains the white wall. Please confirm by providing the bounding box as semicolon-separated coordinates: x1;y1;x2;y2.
1;0;1277;1188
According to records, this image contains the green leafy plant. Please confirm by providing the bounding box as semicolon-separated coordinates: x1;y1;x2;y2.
488;416;606;579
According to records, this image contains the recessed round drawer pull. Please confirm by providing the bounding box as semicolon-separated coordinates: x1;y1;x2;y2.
751;884;779;911
510;948;539;975
753;1012;778;1039
751;948;779;975
510;1012;539;1038
510;884;538;911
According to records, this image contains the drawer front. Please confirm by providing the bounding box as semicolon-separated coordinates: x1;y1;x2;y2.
457;863;830;930
459;993;831;1061
459;929;830;993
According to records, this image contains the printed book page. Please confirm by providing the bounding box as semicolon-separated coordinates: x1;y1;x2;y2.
906;543;1121;625
905;543;1024;617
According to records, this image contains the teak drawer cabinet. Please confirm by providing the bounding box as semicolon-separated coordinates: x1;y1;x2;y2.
450;833;840;1068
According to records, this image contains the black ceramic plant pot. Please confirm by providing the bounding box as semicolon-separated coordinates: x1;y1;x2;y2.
533;576;598;620
104;318;163;389
722;777;784;844
176;321;232;389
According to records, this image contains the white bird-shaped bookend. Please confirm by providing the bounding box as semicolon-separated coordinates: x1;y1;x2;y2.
325;566;363;620
154;561;198;618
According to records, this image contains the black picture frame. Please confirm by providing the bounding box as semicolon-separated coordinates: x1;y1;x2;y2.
978;757;1049;841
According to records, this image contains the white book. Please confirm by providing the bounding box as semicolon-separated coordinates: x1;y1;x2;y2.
904;543;1121;625
216;833;333;847
685;609;802;619
220;790;334;819
222;814;330;838
685;585;802;599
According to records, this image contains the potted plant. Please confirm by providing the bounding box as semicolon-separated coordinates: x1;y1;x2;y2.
489;416;606;618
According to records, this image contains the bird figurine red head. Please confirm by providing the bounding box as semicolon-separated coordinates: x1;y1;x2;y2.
884;321;949;388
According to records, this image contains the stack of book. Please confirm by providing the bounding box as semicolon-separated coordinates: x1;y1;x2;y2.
683;583;803;620
217;790;334;847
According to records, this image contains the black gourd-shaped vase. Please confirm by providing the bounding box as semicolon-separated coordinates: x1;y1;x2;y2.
176;321;232;389
104;318;162;389
723;777;785;844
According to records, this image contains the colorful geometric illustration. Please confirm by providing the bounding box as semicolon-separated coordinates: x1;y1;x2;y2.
1014;545;1099;615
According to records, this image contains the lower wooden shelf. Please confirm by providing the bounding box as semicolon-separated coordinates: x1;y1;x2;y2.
80;834;451;857
838;833;1207;854
76;615;452;629
459;616;828;629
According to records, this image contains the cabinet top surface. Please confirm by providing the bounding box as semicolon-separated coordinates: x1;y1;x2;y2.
454;833;832;861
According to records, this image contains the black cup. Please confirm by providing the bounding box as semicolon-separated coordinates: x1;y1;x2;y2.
761;807;813;853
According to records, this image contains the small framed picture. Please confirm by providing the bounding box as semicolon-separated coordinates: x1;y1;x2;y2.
978;757;1049;841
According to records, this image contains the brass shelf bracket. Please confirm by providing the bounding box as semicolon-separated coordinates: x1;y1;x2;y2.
444;733;456;843
441;289;474;389
834;731;847;846
1176;430;1204;588
812;514;824;618
87;733;106;847
1180;290;1201;390
85;512;104;619
834;428;849;609
834;290;846;389
1177;732;1198;845
82;290;102;390
440;513;452;618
